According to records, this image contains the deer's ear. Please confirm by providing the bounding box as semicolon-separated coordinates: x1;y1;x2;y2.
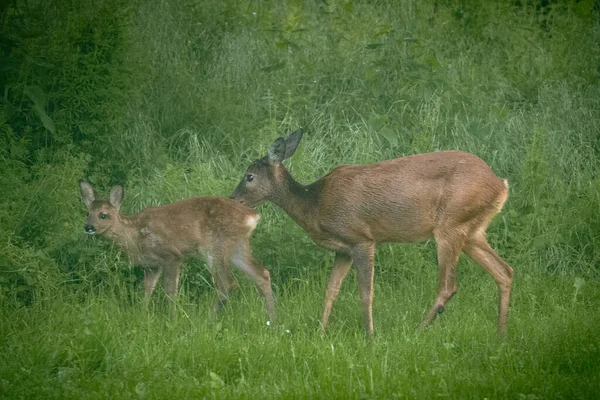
79;180;96;208
109;185;124;209
268;137;286;165
283;128;303;160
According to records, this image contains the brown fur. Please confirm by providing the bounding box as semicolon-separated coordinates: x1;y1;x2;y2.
231;129;512;336
79;180;276;322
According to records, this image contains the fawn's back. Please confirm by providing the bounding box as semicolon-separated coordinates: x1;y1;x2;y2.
127;197;260;261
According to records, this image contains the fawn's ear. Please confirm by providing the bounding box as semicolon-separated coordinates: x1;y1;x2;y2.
79;180;95;208
109;185;124;210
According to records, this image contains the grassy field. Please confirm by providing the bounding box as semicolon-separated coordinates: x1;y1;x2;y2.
1;271;599;399
1;0;599;398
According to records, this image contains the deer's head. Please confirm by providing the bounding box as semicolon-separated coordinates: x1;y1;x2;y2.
79;180;123;235
231;128;303;207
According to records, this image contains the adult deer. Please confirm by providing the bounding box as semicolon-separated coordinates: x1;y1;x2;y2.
231;129;512;336
79;180;276;323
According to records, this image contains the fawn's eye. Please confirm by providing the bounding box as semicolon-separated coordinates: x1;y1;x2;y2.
246;174;254;182
99;213;109;220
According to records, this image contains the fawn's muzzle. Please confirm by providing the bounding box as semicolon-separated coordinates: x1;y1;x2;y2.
84;224;96;234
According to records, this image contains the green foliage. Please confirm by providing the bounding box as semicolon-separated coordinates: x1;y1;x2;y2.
0;0;599;397
1;273;599;399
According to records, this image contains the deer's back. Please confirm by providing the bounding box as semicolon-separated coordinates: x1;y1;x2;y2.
133;196;259;258
314;151;507;244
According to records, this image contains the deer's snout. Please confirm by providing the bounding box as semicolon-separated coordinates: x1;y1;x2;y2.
230;193;244;205
230;185;242;202
84;224;96;234
230;194;245;205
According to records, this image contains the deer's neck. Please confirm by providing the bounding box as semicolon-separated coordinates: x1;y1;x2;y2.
104;215;144;253
271;171;322;232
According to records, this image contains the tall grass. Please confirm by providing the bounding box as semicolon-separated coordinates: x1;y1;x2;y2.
2;271;599;398
1;0;599;398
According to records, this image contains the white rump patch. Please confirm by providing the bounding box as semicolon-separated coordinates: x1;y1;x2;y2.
503;179;509;189
245;214;260;231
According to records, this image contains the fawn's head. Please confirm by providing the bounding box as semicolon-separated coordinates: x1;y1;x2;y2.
231;128;303;207
79;180;123;235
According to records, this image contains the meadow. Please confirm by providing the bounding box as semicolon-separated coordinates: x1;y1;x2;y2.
1;0;599;398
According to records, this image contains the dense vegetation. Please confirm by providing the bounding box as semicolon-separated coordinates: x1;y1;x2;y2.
1;0;599;398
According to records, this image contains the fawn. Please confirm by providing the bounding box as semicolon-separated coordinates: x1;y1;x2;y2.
80;180;276;322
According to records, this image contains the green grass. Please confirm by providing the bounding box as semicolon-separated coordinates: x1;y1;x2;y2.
1;0;600;398
2;268;599;399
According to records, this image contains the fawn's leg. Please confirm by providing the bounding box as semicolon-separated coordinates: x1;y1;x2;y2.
231;240;277;325
143;266;162;310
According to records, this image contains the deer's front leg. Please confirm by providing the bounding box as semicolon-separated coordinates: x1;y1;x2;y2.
163;261;182;318
352;243;376;336
143;266;162;310
321;252;353;333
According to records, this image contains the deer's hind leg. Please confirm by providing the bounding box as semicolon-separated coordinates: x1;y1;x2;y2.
419;228;466;330
230;239;277;325
463;229;513;336
207;251;238;313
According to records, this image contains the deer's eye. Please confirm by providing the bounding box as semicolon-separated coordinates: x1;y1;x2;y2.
99;213;109;220
246;174;254;182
